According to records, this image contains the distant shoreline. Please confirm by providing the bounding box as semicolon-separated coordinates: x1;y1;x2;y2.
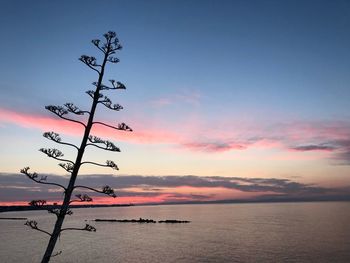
1;198;350;213
0;203;134;213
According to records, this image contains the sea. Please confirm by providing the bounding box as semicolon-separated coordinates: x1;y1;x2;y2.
0;202;350;263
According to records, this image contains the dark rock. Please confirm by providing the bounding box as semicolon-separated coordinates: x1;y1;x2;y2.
158;220;190;223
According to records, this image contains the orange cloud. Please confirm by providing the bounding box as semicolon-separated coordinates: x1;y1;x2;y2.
0;194;203;206
77;194;175;205
0;201;29;206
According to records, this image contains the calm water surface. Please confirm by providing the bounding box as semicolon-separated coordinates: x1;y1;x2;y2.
1;202;350;262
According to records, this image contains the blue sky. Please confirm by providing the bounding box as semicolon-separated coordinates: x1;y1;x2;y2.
1;0;349;118
1;0;350;204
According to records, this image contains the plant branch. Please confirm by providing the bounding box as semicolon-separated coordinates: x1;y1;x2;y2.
39;148;75;164
92;122;133;132
43;132;79;151
69;194;93;204
29;200;72;218
64;103;90;115
80;160;119;170
25;220;52;236
60;224;96;233
86;90;104;100
98;95;123;111
91;39;105;54
58;162;75;173
45;105;86;127
73;185;117;198
87;135;120;152
109;79;126;89
92;80;126;90
79;55;101;74
86;143;119;152
20;167;66;190
51;251;62;258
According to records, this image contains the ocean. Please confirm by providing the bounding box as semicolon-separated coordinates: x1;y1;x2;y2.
1;202;350;262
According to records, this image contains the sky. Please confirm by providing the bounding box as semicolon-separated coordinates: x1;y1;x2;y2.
1;0;350;205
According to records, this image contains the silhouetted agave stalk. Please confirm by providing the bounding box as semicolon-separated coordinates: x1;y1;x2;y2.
20;31;132;263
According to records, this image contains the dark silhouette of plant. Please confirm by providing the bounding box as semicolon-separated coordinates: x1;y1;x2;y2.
20;31;132;263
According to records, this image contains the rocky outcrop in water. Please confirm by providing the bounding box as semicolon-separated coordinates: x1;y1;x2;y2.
94;217;190;223
158;220;190;223
95;218;156;223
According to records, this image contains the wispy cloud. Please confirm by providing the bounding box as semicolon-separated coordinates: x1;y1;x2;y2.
2;107;350;164
0;107;180;144
150;90;201;108
288;139;350;164
290;144;337;152
182;142;246;152
328;140;350;165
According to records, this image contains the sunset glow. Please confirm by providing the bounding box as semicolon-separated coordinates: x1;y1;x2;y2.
1;0;350;206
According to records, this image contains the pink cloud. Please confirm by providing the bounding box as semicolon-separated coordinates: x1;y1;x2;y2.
182;142;246;152
2;107;350;163
150;90;201;108
0;108;84;135
279;121;350;141
0;107;180;145
150;98;172;107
